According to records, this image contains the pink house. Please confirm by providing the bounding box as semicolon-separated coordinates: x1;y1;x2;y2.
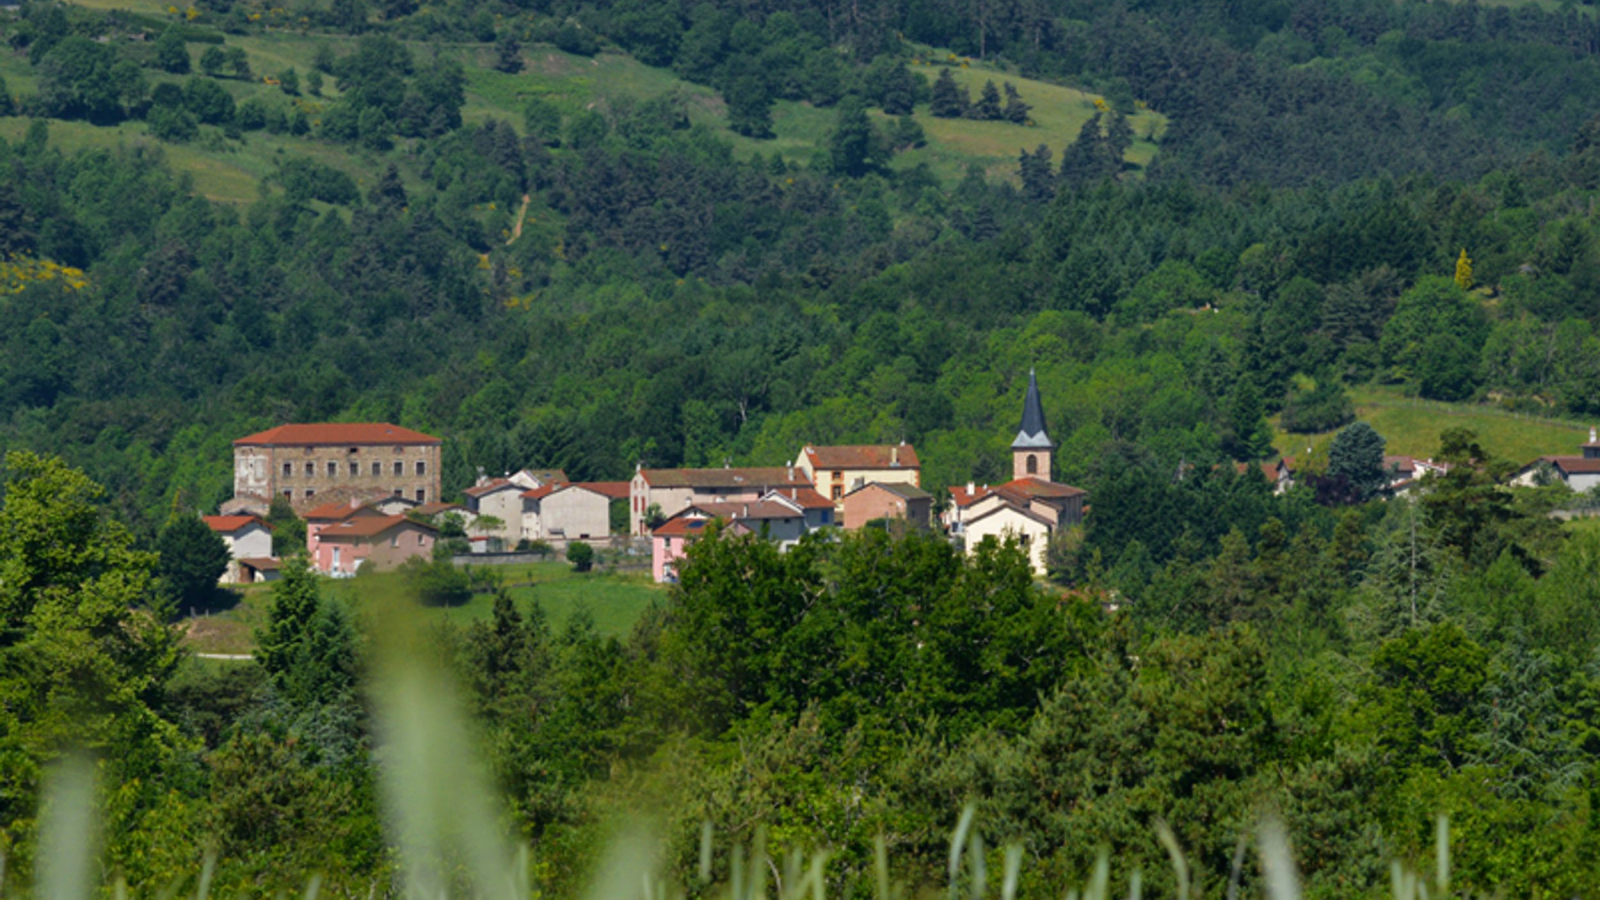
302;499;389;570
316;514;437;576
650;510;751;583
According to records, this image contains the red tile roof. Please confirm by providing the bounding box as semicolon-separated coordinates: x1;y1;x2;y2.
234;423;439;446
639;467;812;490
413;502;466;517
1548;456;1600;474
237;556;282;570
766;486;834;509
1001;476;1086;498
697;500;806;521
1384;455;1418;474
651;515;753;538
964;501;1058;529
582;481;632;500
319;514;436;540
202;515;269;533
949;484;995;507
463;478;518;498
802;444;921;470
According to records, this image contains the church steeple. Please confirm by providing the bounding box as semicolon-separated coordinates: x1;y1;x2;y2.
1012;369;1054;481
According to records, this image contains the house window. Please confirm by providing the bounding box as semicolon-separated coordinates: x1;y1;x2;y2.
1026;454;1038;475
305;462;315;477
393;488;402;496
391;536;399;548
327;461;338;478
416;461;426;476
663;537;672;551
393;461;403;476
282;462;293;478
831;486;843;500
831;471;842;481
820;510;831;524
350;461;360;476
416;489;426;502
418;533;425;545
282;490;293;500
305;489;315;498
371;461;381;476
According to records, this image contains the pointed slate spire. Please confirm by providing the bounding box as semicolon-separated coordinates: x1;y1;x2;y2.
1012;369;1054;449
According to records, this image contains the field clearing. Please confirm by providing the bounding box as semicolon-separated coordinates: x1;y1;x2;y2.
180;560;660;655
1272;384;1591;469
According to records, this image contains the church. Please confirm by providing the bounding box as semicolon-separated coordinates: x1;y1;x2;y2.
947;370;1086;576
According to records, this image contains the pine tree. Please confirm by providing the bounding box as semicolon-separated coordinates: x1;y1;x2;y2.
1104;111;1133;168
1003;81;1030;124
971;80;1003;120
369;162;408;210
1058;112;1109;188
0;75;13;118
827;97;886;177
256;556;322;688
1019;144;1054;203
1328;421;1388;502
930;68;966;118
154;513;232;609
1454;248;1474;290
495;33;523;74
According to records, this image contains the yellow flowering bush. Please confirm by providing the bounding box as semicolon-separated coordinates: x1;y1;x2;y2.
0;256;89;294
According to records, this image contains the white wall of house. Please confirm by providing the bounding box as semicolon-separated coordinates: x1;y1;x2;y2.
523;487;610;541
963;507;1052;576
220;523;273;583
469;485;524;543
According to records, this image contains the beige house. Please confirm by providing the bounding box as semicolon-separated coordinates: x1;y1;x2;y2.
796;444;920;505
202;515;274;584
963;503;1057;574
520;483;612;542
228;423;441;515
629;466;813;535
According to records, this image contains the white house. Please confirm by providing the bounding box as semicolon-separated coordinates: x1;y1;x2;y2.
519;483;612;542
202;515;275;584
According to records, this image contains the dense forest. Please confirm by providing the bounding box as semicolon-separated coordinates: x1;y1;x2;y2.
5;0;1600;893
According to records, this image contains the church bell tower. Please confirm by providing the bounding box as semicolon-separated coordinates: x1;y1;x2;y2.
1012;369;1054;481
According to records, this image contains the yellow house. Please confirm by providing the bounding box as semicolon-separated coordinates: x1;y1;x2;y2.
795;443;921;505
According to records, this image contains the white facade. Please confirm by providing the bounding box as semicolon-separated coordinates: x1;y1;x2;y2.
521;485;611;542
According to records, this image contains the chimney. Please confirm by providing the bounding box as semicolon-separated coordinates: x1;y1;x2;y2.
475;465;486;485
1591;426;1597;444
891;446;899;466
787;459;794;480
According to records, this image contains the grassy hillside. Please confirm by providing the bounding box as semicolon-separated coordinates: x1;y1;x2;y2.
16;6;1165;199
1272;385;1592;470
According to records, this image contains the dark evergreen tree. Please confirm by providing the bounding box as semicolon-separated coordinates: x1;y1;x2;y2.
971;79;1003;120
1327;421;1387;501
0;76;13;118
1058;113;1110;188
1223;381;1274;461
154;513;231;610
1104;110;1134;167
1003;81;1030;124
495;33;523;74
368;163;408;210
256;556;322;690
200;46;227;78
930;68;966;118
826;97;886;177
1019;144;1054;203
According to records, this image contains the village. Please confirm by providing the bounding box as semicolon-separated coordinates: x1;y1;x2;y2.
198;370;1600;588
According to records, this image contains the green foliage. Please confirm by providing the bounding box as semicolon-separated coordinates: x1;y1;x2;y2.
153;28;190;74
1327;421;1387;502
826;96;887;178
154;512;231;609
566;540;594;572
397;556;473;606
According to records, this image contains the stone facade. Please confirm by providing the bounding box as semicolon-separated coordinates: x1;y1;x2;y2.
231;423;441;515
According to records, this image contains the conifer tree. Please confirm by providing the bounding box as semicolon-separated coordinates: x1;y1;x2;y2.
930;68;966;118
1019;144;1054;202
971;80;1003;120
1003;81;1030;124
1104;110;1134;167
495;33;523;74
0;75;13;117
1058;112;1110;188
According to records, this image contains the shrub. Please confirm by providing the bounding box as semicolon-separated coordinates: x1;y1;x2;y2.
566;540;594;572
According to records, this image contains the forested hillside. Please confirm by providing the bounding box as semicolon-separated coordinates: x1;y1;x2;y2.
6;0;1600;894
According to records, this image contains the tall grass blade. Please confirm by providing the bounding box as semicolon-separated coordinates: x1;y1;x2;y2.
1256;817;1300;900
1434;815;1449;894
966;829;986;900
38;754;95;900
1000;845;1022;900
1153;821;1189;900
1087;849;1108;900
874;835;891;900
700;822;715;886
1126;870;1141;900
948;806;975;891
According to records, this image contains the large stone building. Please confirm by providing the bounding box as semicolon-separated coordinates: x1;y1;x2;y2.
227;423;442;516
